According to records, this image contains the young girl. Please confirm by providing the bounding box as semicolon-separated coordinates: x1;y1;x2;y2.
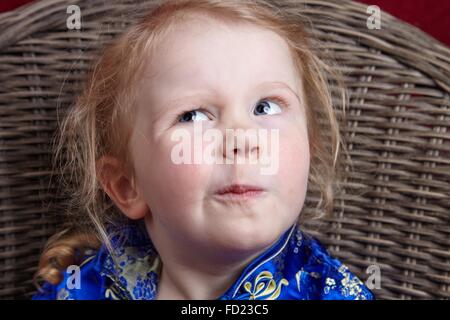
33;0;374;300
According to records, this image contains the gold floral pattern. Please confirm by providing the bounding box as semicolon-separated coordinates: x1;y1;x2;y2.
338;265;367;300
320;265;369;299
56;288;71;300
243;270;289;300
101;244;161;300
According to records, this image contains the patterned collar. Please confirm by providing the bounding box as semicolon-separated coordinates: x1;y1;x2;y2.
218;224;296;299
93;220;373;300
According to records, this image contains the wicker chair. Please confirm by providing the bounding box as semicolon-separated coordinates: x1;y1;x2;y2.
0;0;448;300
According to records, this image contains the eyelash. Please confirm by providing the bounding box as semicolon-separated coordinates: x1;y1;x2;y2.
175;95;290;123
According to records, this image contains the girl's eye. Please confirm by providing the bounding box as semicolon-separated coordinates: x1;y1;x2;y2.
253;98;284;116
178;109;209;123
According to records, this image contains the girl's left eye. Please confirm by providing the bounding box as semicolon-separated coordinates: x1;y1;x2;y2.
253;98;285;116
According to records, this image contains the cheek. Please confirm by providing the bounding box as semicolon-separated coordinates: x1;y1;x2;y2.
158;161;210;202
277;127;310;205
134;136;212;219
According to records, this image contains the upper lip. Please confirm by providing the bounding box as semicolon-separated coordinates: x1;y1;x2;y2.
215;184;265;195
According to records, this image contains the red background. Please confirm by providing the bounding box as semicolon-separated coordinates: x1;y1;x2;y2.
0;0;449;46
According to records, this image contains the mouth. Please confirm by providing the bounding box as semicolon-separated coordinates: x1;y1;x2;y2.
214;184;266;202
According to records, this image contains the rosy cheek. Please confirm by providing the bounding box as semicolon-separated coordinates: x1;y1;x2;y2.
168;163;206;191
155;140;212;199
277;131;310;197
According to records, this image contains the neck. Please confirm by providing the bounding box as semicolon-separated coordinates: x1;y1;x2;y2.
155;245;268;300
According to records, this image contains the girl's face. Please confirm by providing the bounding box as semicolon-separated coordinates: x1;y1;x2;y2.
130;16;310;259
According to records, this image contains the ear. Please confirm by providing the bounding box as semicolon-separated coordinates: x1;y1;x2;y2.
96;155;148;220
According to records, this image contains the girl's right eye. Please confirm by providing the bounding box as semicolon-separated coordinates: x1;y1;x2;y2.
178;109;209;123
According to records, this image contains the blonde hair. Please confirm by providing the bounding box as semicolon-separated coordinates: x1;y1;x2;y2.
34;0;348;288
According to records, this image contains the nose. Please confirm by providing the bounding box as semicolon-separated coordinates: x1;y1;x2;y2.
221;117;261;163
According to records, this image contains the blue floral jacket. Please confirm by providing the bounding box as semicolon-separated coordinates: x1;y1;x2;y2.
33;221;374;300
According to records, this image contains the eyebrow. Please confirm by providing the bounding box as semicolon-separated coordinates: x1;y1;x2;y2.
162;80;302;108
259;81;302;104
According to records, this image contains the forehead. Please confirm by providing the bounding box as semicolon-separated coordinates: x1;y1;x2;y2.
138;15;301;103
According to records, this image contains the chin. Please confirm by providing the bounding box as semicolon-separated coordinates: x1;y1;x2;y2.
211;220;283;255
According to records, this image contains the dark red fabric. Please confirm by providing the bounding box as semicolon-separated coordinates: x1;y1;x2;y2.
0;0;449;46
358;0;450;46
0;0;32;13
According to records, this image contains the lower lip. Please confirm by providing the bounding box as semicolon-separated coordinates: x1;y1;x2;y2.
214;190;266;202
